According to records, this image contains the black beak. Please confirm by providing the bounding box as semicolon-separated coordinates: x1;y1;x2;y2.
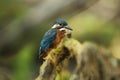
64;26;73;30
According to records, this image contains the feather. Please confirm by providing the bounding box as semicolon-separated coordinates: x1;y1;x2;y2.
39;28;57;57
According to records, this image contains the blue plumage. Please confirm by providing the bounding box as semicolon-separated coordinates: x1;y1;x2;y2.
39;28;57;57
53;18;67;26
38;19;72;59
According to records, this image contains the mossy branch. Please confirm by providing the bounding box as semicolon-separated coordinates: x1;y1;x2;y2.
35;38;120;80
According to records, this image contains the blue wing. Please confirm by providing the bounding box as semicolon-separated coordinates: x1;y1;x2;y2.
39;29;57;56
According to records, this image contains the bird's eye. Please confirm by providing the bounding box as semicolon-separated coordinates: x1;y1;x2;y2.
61;24;64;27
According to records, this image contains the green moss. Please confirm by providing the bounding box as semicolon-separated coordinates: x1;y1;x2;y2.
56;70;70;80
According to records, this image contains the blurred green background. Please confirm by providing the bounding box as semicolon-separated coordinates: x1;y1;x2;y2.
0;0;120;80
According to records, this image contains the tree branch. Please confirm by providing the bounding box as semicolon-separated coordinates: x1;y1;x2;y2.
36;38;120;80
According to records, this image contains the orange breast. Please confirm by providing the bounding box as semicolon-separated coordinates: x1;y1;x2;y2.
43;30;65;57
52;30;65;48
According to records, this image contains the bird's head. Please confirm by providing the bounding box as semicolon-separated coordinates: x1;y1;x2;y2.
52;19;73;35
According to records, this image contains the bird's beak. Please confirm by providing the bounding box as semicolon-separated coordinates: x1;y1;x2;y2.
64;26;73;30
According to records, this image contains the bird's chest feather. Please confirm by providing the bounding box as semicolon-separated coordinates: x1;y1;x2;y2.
52;30;65;48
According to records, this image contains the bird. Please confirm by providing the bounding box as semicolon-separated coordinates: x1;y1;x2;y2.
38;19;73;60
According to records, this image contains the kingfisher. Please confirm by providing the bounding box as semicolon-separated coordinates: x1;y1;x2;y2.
38;19;72;59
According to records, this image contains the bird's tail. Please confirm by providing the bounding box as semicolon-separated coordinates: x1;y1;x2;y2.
38;47;45;61
37;54;44;64
37;50;44;64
